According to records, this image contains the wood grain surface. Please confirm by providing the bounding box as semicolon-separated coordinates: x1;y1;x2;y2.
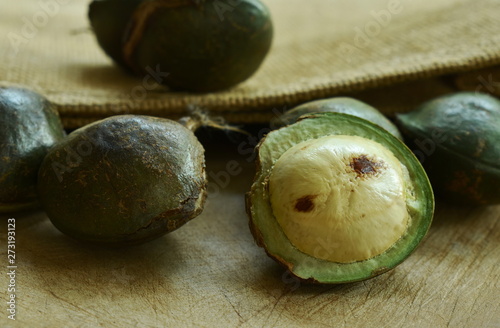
1;139;499;328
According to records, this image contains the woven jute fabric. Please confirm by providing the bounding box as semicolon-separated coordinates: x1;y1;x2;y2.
2;0;500;128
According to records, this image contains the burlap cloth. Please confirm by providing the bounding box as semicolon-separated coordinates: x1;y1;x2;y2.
2;0;500;129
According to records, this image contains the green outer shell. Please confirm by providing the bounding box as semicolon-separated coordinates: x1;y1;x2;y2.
0;87;66;213
88;0;143;68
126;0;273;91
246;113;434;284
396;92;500;205
37;115;207;246
272;97;403;140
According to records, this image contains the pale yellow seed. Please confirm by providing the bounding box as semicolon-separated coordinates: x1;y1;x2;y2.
269;135;409;263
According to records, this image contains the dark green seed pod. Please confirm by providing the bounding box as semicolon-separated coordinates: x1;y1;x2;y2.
247;112;434;284
272;97;403;140
89;0;274;92
88;0;143;69
0;87;66;213
396;92;500;205
37;115;207;246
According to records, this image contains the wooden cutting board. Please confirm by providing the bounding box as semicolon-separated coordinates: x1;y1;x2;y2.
0;139;499;328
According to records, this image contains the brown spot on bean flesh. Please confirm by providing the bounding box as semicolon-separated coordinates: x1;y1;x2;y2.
350;155;383;177
295;195;317;212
